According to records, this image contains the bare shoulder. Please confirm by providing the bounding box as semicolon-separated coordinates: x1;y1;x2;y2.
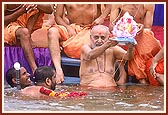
20;86;40;95
144;4;154;11
19;86;49;99
80;44;90;55
81;44;91;51
81;44;89;48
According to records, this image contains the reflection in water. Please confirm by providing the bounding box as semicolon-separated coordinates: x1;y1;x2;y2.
3;83;164;112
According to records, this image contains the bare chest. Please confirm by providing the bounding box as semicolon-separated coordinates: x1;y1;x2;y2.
121;4;145;23
65;4;98;25
86;52;116;75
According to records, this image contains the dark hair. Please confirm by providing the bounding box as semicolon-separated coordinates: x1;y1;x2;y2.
34;66;55;84
6;67;16;87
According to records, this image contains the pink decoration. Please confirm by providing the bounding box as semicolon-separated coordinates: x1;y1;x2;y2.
112;12;138;38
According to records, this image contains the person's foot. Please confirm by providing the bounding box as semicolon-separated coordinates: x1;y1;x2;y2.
139;79;149;85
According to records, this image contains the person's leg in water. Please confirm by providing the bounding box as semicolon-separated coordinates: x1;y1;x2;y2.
16;27;37;75
15;12;41;75
48;27;64;84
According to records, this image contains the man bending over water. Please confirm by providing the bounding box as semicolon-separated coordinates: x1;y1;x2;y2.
79;25;135;87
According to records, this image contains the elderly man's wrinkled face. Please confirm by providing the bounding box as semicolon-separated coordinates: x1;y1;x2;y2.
91;25;109;47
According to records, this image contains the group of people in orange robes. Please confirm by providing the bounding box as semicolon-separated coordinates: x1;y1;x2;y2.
4;3;164;89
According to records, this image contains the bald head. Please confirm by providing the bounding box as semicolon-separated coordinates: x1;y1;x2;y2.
91;25;110;36
90;25;110;47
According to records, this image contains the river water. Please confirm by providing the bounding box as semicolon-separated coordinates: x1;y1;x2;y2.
3;77;165;113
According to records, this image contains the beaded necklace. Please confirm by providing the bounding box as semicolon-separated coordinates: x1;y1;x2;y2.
95;52;106;73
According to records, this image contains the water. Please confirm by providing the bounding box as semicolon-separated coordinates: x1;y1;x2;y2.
3;77;165;113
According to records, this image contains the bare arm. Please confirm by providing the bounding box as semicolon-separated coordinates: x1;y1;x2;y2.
100;4;111;19
55;4;69;28
124;43;135;60
144;4;155;29
36;4;53;14
155;73;164;85
82;44;110;61
55;4;76;37
109;4;121;32
4;4;26;26
152;46;164;63
149;46;164;83
92;4;111;26
149;46;164;78
114;43;134;61
82;39;118;61
25;4;52;32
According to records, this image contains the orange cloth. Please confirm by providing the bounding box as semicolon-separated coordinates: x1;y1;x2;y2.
146;58;164;86
53;24;91;58
155;59;164;74
128;29;161;80
4;10;44;45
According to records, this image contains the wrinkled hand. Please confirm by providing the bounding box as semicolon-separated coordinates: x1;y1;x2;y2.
56;69;64;84
67;26;77;38
136;23;144;35
92;16;105;26
125;42;135;51
149;62;157;79
109;23;114;33
108;37;119;47
155;73;164;79
24;4;38;13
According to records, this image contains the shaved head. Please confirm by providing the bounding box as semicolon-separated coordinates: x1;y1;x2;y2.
91;25;110;36
90;25;110;47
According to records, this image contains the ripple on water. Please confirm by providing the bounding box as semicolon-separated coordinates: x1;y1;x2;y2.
3;84;165;112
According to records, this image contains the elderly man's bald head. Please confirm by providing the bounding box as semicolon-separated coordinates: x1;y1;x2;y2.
90;25;110;36
90;25;110;47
